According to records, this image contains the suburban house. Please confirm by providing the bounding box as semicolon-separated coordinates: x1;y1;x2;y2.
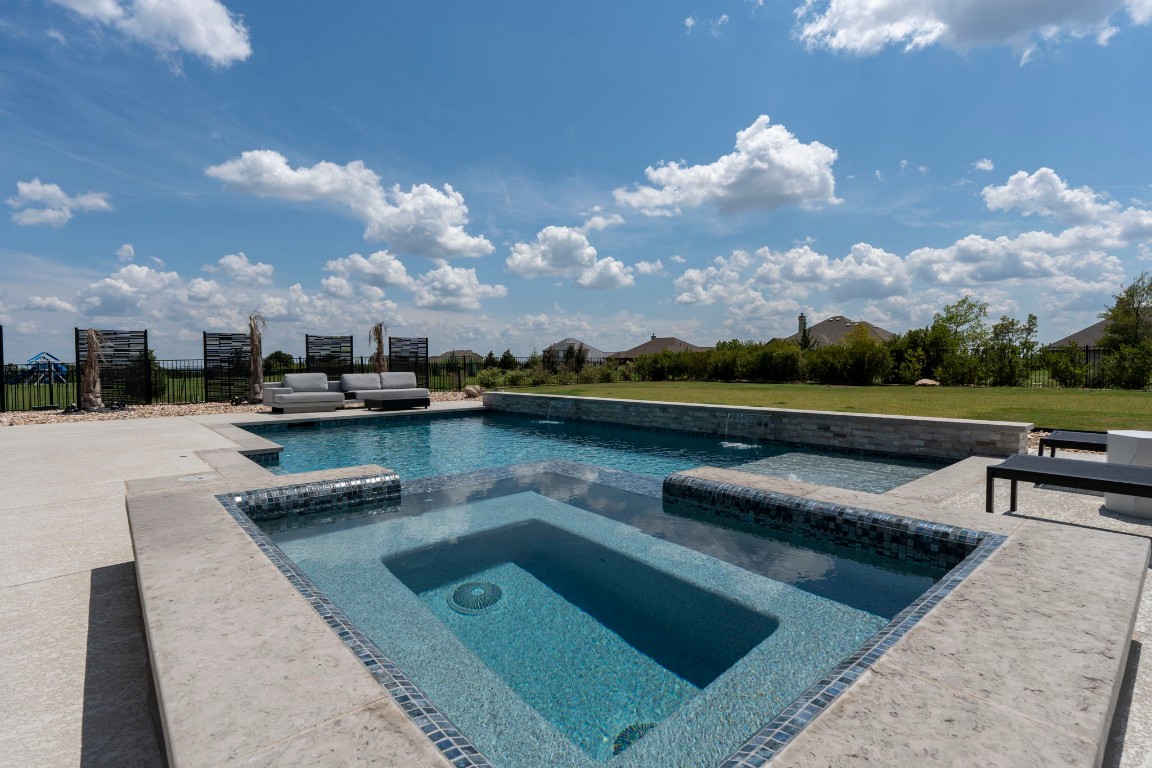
433;349;484;362
779;314;894;346
1046;320;1108;348
608;334;709;362
542;338;609;361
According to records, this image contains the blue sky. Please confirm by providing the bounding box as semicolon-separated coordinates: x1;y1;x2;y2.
2;0;1151;360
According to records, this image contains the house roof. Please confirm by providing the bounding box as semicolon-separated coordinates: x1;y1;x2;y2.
1046;320;1108;348
781;316;894;346
433;349;484;360
542;337;608;359
608;335;708;359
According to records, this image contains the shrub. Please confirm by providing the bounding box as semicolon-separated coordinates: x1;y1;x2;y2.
804;344;847;384
475;367;505;389
1038;344;1087;388
1101;343;1152;389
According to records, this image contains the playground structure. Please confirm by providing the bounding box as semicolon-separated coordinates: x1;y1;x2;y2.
6;352;69;385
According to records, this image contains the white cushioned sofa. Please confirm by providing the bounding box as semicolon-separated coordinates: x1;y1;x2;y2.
262;372;346;414
263;372;431;414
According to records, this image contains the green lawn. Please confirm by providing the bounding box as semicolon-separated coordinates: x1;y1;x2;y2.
519;381;1152;431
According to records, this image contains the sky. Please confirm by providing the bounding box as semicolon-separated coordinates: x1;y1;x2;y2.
2;0;1151;361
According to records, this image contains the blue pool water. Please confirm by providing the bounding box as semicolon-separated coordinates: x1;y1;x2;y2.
268;468;944;767
245;411;941;493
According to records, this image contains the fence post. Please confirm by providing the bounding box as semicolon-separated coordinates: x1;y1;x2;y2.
0;324;5;413
1085;345;1090;388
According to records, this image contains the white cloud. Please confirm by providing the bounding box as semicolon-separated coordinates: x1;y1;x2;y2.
203;252;274;285
634;260;665;276
669;254;687;264
49;0;251;67
411;262;507;311
982;167;1118;224
205;150;493;259
25;296;77;313
614;116;839;216
324;250;417;291
974;158;995;172
7;178;111;227
323;250;506;310
685;16;697;32
795;0;1150;58
506;225;634;289
116;243;135;262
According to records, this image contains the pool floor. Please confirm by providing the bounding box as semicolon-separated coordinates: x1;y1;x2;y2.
267;472;936;767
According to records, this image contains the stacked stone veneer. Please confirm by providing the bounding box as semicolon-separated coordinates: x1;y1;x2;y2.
482;392;1029;459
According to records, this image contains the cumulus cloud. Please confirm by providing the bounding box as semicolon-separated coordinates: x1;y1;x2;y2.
323;250;506;311
325;250;417;291
116;243;135;262
634;260;665;276
671;169;1152;333
973;158;995;172
203;252;274;285
205;150;493;259
25;296;77;313
613;116;839;216
411;262;508;310
7;178;111;227
49;0;251;67
506;225;635;290
981;167;1118;224
795;0;1150;59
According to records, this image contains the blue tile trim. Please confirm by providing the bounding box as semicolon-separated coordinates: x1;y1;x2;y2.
662;473;1005;767
216;476;494;768
218;463;1002;768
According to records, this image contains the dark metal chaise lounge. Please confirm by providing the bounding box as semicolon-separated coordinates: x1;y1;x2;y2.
1037;430;1108;457
986;453;1152;513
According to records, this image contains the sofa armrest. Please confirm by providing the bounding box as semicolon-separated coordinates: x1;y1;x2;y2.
263;387;292;406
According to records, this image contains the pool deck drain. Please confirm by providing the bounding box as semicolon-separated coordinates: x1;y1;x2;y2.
1;398;1150;767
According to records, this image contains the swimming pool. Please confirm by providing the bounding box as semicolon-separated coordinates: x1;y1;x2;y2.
243;411;942;493
234;463;988;768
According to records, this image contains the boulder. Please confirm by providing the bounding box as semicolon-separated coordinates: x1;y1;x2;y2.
463;385;484;398
914;378;941;386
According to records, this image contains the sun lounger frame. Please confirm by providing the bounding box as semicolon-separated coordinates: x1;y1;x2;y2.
986;453;1152;513
1036;430;1108;457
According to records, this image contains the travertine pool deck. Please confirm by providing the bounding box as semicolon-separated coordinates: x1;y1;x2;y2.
1;399;1150;766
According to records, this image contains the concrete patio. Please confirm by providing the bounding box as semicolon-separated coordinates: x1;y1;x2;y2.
1;402;1149;767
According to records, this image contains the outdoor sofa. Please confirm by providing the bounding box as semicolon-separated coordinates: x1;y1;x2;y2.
263;372;430;414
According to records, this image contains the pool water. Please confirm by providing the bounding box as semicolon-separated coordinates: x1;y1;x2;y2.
267;469;944;767
245;411;941;493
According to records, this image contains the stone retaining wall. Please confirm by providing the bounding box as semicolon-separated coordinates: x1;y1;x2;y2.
482;392;1030;459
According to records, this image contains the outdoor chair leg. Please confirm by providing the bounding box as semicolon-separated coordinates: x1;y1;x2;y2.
986;474;995;513
1010;480;1018;512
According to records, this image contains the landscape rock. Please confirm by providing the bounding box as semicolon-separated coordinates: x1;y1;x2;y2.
914;379;941;386
463;385;484;398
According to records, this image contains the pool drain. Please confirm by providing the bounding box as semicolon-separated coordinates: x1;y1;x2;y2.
612;723;655;756
449;581;503;614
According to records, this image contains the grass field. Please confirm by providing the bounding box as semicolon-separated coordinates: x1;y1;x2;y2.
521;381;1152;431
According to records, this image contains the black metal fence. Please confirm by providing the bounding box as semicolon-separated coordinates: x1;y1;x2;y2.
0;343;1130;413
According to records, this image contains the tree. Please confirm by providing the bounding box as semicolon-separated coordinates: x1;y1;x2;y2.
931;296;989;385
483;351;498;369
499;349;517;371
1100;272;1152;350
263;350;295;378
986;313;1038;387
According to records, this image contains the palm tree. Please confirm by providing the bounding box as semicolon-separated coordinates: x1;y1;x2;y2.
248;313;266;402
80;328;106;410
370;322;388;373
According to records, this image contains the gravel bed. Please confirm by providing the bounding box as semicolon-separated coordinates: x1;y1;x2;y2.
0;391;470;427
